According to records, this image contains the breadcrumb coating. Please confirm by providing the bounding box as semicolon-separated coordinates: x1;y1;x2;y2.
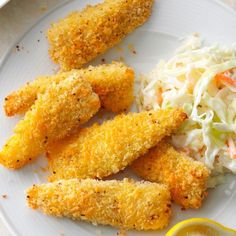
131;140;210;209
4;62;134;116
26;178;171;230
88;63;134;113
0;75;100;169
47;109;187;181
47;0;154;70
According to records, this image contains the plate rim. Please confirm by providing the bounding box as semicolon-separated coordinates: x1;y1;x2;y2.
0;0;236;235
0;0;10;9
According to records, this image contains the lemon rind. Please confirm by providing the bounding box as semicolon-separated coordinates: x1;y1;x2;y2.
166;218;236;235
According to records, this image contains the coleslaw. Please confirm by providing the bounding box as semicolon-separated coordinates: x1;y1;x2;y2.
138;34;236;176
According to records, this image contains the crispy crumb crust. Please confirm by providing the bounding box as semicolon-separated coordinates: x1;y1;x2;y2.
47;109;187;181
131;140;210;209
0;76;100;169
47;0;154;70
4;62;134;116
26;178;171;230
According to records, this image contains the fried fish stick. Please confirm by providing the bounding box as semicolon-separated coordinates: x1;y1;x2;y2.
0;76;100;169
47;0;154;70
4;63;134;116
47;109;187;181
131;140;210;209
26;178;171;230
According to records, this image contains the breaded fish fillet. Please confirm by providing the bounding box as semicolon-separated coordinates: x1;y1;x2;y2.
47;109;187;181
26;178;171;230
47;0;154;70
131;140;210;209
4;63;134;116
0;76;100;169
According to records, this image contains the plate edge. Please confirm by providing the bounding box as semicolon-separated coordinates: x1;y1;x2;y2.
0;0;235;235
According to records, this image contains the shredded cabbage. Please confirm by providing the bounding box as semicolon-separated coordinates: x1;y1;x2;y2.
138;34;236;176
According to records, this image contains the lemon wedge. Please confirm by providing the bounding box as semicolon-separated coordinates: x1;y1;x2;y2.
166;218;236;236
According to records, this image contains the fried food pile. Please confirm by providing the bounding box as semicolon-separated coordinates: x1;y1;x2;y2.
4;62;134;116
0;0;210;232
27;178;171;230
1;77;100;169
47;109;186;181
47;0;154;70
132;140;209;209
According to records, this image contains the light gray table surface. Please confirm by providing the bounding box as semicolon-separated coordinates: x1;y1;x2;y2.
0;0;235;235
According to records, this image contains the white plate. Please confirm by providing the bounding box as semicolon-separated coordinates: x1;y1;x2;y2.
0;0;236;235
0;0;10;8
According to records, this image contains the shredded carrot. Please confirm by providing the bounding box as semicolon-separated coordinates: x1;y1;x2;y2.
228;137;236;159
176;62;183;67
156;87;163;105
215;72;236;87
